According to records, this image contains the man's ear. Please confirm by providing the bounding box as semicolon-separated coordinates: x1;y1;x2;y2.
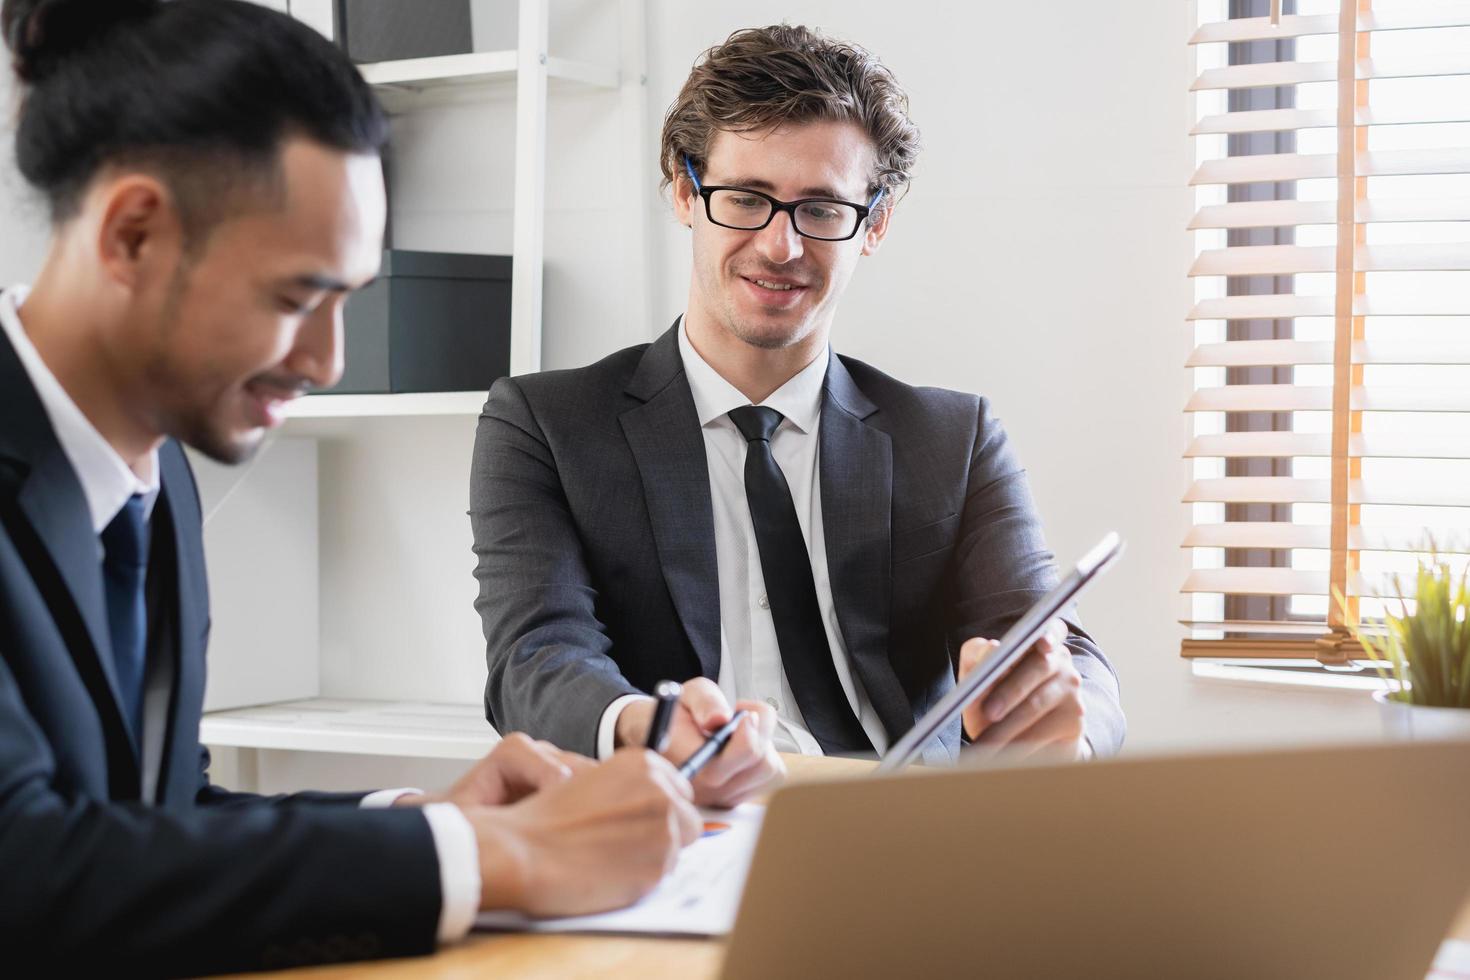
95;175;184;292
672;173;696;229
861;200;893;257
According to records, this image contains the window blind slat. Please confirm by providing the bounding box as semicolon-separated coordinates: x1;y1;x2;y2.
1187;385;1331;412
1361;53;1470;82
1187;384;1470;413
1186;477;1470;508
1187;339;1470;367
1192;61;1336;92
1186;431;1470;459
1358;5;1470;33
1189;198;1470;231
1188;13;1340;43
1184;522;1331;549
1183;568;1328;596
1185;433;1328;458
1192;105;1470;136
1189;294;1470;319
1189;5;1470;45
1356;339;1470;364
1187;295;1332;319
1182;568;1407;598
1183;523;1470;552
1189;200;1334;230
1186;340;1329;367
1178;620;1330;636
1192;108;1337;136
1185;477;1330;504
1190;242;1470;275
1191;148;1470;186
1192;54;1470;93
1191;152;1334;184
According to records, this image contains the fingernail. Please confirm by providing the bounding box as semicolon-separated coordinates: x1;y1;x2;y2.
986;699;1006;722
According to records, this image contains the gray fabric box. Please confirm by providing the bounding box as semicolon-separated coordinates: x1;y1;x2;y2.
336;0;472;63
330;249;512;395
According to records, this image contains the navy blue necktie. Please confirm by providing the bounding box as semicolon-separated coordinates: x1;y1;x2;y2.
101;494;149;744
728;406;872;755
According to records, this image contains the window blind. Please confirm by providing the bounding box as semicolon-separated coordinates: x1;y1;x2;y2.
1185;0;1470;663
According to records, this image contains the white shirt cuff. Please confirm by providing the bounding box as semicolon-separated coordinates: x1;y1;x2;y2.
359;787;422;808
421;803;481;944
359;791;480;943
597;694;654;760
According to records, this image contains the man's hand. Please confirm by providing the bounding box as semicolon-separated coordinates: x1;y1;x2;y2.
466;748;702;916
614;678;786;808
394;733;593;809
957;618;1087;760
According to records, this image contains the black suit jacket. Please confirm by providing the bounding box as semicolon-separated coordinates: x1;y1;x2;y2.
0;323;442;975
471;324;1125;762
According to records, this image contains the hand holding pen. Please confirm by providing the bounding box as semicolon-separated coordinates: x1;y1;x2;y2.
620;676;786;808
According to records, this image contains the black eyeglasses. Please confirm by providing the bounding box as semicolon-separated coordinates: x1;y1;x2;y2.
683;157;884;242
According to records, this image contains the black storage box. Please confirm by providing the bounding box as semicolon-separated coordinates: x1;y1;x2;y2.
329;249;512;395
335;0;472;63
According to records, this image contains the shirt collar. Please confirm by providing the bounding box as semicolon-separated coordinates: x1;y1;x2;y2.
1;285;160;533
677;316;828;434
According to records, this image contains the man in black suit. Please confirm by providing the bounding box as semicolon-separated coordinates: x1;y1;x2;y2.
0;0;699;974
471;25;1125;806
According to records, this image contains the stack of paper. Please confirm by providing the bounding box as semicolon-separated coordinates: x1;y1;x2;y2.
475;804;764;937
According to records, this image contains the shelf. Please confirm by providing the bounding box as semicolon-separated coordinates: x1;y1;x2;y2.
285;391;486;419
360;50;618;111
201;698;499;760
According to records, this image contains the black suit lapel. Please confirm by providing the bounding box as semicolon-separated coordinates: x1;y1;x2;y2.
819;355;910;741
153;441;207;803
619;325;721;680
0;320;142;787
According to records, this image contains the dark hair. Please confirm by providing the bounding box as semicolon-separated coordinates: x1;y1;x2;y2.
661;25;920;220
2;0;388;237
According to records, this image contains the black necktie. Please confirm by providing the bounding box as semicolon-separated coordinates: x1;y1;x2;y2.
728;406;871;755
102;494;149;745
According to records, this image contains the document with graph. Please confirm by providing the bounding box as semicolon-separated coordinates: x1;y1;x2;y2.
474;804;764;937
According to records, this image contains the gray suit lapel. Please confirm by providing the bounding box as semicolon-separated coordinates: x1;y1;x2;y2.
819;356;910;742
620;327;721;679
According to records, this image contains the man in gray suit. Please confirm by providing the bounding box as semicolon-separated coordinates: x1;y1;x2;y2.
471;25;1124;806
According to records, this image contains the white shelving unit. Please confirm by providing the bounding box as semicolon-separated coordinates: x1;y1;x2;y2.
203;0;651;767
202;698;500;760
286;390;487;418
362;50;619;107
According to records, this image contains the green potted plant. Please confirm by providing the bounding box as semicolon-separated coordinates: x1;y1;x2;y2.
1343;554;1470;739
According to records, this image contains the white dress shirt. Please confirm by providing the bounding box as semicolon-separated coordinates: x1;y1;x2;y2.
2;285;478;944
598;319;890;757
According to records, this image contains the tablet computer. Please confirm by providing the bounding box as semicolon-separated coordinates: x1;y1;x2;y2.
876;531;1124;773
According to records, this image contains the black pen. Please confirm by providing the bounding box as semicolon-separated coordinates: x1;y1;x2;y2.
645;680;682;753
677;709;749;780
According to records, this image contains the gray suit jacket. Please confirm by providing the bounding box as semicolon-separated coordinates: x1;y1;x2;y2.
470;324;1124;762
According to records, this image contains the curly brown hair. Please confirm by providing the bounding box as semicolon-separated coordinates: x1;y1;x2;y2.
660;24;920;218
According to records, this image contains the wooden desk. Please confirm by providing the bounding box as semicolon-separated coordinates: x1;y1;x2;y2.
237;753;1470;979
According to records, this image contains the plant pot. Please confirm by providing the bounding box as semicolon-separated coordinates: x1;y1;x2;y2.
1373;688;1470;740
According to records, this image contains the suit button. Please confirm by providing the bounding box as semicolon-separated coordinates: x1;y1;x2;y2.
757;593;770;609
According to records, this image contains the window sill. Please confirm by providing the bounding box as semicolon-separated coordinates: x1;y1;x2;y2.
1190;659;1394;696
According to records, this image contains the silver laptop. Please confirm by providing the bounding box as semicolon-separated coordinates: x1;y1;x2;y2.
723;738;1470;980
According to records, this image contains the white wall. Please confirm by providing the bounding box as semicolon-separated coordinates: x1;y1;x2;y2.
0;69;48;286
0;2;1385;793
